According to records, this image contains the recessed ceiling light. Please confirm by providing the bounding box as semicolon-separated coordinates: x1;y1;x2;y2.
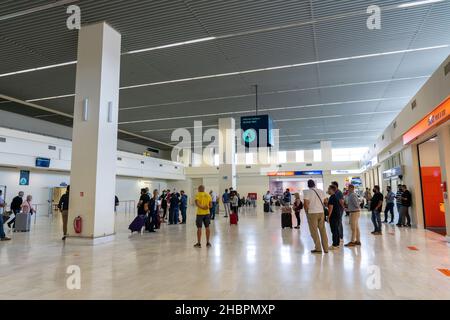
0;61;77;78
398;0;444;8
123;37;217;55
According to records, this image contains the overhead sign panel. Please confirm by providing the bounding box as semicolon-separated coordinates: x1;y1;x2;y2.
241;115;274;147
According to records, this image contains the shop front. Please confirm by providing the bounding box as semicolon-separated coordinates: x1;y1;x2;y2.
403;96;450;239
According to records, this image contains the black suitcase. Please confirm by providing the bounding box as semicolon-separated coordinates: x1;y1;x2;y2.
281;212;292;229
264;202;270;213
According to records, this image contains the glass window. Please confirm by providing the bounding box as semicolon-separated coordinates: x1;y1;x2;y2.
313;150;322;162
332;148;369;161
296;150;304;162
278;151;287;163
245;153;254;165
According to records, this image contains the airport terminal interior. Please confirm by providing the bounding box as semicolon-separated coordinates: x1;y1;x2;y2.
0;0;450;300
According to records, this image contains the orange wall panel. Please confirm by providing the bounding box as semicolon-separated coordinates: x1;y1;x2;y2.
420;166;445;228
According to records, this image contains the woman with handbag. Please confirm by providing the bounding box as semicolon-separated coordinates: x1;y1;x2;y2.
303;180;329;254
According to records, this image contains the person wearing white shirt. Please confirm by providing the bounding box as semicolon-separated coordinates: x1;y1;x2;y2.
209;190;218;220
303;180;329;254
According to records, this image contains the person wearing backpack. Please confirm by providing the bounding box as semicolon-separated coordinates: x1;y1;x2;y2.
293;192;303;229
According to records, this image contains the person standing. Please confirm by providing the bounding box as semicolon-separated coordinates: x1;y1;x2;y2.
303;180;329;254
161;190;168;222
0;190;11;241
293;193;303;229
209;190;218;220
327;185;341;250
395;185;404;227
194;185;212;248
230;191;239;219
264;191;273;212
169;190;180;225
57;186;70;240
370;186;384;235
363;188;372;209
137;188;150;217
384;186;395;223
7;191;24;229
21;195;35;215
147;189;159;232
400;185;412;227
331;181;345;243
344;184;361;247
180;190;188;224
283;188;292;205
222;189;230;218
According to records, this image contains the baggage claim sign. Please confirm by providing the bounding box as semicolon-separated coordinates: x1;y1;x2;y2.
241;115;275;148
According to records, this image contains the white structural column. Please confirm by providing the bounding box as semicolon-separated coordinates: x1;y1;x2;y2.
286;150;296;163
218;118;236;193
304;150;314;163
437;125;450;242
68;22;121;243
321;141;332;162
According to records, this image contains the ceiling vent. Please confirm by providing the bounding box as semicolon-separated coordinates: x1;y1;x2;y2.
393;121;397;129
382;135;385;141
0;137;6;143
141;161;145;164
445;60;450;76
411;100;417;110
48;145;56;150
117;157;122;161
306;163;312;167
246;165;251;169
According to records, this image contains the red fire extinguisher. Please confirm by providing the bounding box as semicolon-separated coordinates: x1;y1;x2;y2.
74;216;82;234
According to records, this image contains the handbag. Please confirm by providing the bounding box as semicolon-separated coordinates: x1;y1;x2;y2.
312;189;329;217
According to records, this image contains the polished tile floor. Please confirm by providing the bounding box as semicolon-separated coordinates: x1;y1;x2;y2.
0;206;449;300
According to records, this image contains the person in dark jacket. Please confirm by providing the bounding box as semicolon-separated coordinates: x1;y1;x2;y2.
7;191;24;229
180;190;188;224
169;190;180;225
146;189;159;232
57;186;70;240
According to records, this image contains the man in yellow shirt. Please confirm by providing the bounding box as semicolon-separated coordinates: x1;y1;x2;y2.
194;185;213;248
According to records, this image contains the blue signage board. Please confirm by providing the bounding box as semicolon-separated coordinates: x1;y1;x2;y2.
36;157;51;168
295;171;323;176
19;170;30;186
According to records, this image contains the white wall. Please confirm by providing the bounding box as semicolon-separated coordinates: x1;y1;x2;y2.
0;127;185;181
0;167;169;210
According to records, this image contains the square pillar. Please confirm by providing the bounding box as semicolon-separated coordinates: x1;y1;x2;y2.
321;141;332;162
218;118;236;193
437;125;450;242
68;22;121;244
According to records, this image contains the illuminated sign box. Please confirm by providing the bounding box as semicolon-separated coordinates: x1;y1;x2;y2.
403;96;450;145
267;171;323;177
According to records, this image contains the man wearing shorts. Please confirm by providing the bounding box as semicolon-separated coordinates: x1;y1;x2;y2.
194;185;212;248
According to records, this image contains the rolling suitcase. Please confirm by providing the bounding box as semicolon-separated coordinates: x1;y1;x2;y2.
281;212;293;229
230;212;238;225
15;213;31;232
129;215;146;233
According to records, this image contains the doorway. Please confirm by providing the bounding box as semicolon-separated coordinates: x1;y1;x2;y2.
418;137;446;235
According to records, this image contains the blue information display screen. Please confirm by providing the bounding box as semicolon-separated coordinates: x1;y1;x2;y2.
36;157;51;168
240;115;274;147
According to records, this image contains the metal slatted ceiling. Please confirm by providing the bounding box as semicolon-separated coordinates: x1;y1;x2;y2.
1;0;450;151
183;0;313;34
